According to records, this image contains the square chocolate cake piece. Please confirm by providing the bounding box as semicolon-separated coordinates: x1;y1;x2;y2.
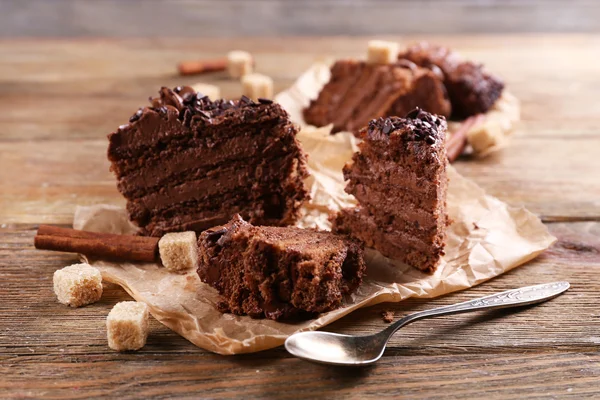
333;109;449;273
303;60;450;133
399;42;504;118
107;87;310;236
198;215;366;320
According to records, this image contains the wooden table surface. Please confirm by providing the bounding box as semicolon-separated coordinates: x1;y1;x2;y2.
1;35;599;399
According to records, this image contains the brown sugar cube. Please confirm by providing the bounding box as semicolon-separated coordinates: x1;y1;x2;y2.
53;263;103;307
367;40;399;64
241;73;274;100
158;231;198;272
227;50;253;78
467;118;504;155
191;82;221;101
106;301;149;351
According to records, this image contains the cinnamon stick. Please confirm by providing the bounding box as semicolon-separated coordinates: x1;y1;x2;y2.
446;114;484;163
177;58;227;76
34;225;159;263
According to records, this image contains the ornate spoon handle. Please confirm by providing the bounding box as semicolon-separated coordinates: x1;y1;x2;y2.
385;282;570;336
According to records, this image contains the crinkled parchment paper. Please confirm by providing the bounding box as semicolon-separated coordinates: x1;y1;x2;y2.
74;63;551;355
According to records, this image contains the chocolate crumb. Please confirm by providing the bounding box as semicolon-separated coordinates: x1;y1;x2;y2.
239;95;253;105
197;110;212;119
382;310;394;323
473;222;480;230
258;98;273;104
382;118;393;135
405;107;421;119
205;227;228;242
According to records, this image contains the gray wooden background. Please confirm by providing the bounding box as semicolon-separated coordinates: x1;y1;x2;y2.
1;0;598;37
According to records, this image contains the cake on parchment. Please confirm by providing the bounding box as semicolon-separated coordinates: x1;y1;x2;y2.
303;60;451;133
107;87;310;237
399;42;504;118
198;215;366;320
333;109;449;273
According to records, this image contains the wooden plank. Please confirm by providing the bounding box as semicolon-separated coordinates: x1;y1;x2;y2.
1;221;599;398
1;134;599;224
1;0;600;37
1;35;599;398
0;36;599;141
2;352;599;399
1;222;597;353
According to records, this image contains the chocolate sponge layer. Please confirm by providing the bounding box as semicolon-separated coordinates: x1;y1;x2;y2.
107;88;310;237
303;59;451;133
197;215;366;320
333;109;449;273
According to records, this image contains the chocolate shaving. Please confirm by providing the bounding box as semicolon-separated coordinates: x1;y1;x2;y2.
197;110;212;119
382;118;393;135
239;95;253;105
140;87;274;128
129;108;143;123
366;109;446;145
159;87;184;110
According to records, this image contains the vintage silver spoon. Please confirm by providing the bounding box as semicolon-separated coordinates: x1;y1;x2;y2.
285;281;570;366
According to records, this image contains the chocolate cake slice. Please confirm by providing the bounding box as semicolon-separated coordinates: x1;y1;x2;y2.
198;215;366;320
303;60;450;133
399;42;504;118
107;87;310;236
333;109;448;273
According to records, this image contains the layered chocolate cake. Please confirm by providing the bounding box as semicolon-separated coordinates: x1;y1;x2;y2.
333;109;449;273
399;42;504;118
107;87;310;236
198;215;366;320
303;60;450;133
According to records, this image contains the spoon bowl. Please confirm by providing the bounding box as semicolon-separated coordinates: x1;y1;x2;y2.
285;331;387;366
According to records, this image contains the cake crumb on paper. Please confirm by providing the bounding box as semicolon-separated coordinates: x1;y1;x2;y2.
382;310;394;323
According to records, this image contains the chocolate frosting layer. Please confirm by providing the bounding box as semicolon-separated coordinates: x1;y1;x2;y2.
364;107;447;145
107;87;310;237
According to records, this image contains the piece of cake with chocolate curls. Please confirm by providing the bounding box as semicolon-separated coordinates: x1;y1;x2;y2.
107;87;310;236
333;109;449;273
303;60;451;133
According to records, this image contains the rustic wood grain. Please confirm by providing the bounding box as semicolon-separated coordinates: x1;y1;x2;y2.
1;223;599;398
1;36;599;398
1;0;600;37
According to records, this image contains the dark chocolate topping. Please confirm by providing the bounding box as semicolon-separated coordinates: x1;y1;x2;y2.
367;108;446;144
119;86;282;135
